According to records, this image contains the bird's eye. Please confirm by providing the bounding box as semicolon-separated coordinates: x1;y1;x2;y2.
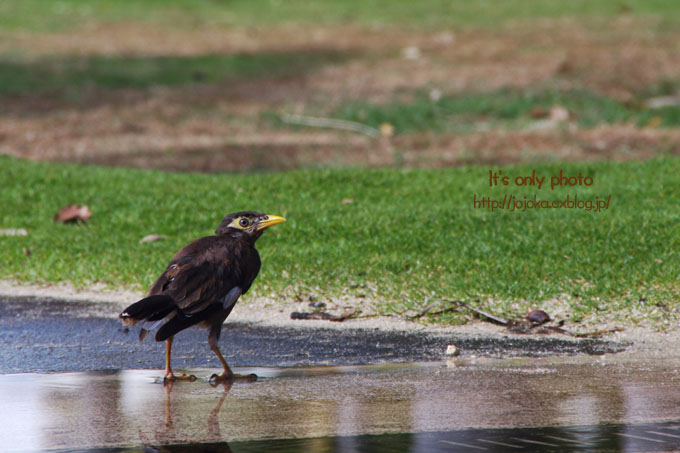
239;218;249;227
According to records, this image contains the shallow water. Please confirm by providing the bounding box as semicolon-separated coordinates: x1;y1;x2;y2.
3;356;680;451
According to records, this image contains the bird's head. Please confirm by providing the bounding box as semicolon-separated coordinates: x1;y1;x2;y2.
215;211;286;239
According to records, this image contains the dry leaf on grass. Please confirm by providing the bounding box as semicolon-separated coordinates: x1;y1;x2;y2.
140;234;166;243
529;105;571;122
54;205;92;223
0;228;28;236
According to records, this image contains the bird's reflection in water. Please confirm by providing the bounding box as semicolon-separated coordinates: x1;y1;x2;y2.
163;380;176;433
155;376;256;450
207;380;233;439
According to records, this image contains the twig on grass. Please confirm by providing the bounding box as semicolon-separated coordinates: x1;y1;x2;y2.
408;298;437;319
280;113;381;138
290;308;357;322
412;298;622;338
442;299;509;325
537;325;624;338
407;299;508;325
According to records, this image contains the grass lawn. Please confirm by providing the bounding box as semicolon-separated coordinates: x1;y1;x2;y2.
0;0;679;329
278;86;680;134
1;0;679;32
1;155;679;327
0;51;349;96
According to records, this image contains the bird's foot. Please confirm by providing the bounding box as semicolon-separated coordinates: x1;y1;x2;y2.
209;372;257;386
163;372;197;384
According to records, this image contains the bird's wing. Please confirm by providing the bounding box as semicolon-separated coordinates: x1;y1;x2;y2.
148;236;249;315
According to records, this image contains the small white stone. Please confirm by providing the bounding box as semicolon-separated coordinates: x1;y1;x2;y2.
445;345;460;356
549;105;570;122
402;46;421;60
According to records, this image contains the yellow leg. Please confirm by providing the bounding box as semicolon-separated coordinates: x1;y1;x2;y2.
209;344;257;384
211;344;234;378
164;338;173;377
163;337;196;384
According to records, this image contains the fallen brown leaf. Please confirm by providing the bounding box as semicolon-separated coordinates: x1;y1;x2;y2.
526;309;551;326
54;205;92;223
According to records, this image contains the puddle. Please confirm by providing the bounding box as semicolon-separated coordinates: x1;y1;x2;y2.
3;356;680;451
101;422;680;452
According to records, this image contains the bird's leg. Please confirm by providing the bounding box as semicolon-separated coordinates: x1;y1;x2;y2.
208;339;257;384
211;343;233;378
163;337;196;384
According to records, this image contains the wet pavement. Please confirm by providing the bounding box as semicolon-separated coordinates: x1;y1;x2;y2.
0;297;625;374
5;358;680;452
3;297;680;452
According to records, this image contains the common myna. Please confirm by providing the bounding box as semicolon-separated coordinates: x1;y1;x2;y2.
119;211;285;383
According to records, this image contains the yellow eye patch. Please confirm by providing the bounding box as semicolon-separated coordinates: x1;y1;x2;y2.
228;217;252;230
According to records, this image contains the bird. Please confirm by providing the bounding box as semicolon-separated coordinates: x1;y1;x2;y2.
119;211;285;383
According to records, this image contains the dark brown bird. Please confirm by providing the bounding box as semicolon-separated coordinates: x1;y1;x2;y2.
119;211;285;383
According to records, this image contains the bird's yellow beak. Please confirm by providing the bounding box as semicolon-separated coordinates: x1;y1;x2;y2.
256;214;286;231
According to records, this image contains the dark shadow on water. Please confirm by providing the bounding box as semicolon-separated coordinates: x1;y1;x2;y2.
79;421;680;452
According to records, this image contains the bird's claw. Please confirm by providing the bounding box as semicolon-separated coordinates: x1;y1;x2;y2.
163;373;197;384
209;372;257;386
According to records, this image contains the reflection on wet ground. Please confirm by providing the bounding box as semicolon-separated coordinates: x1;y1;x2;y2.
108;423;680;452
3;356;680;451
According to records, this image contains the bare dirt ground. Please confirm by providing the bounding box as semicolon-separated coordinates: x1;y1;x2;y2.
1;17;679;172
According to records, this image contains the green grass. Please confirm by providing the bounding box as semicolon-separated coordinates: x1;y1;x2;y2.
1;155;679;325
1;0;678;32
327;88;680;133
0;51;348;96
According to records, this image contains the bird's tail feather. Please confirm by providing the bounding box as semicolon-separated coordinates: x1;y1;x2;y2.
154;304;222;342
119;295;177;341
155;315;194;342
